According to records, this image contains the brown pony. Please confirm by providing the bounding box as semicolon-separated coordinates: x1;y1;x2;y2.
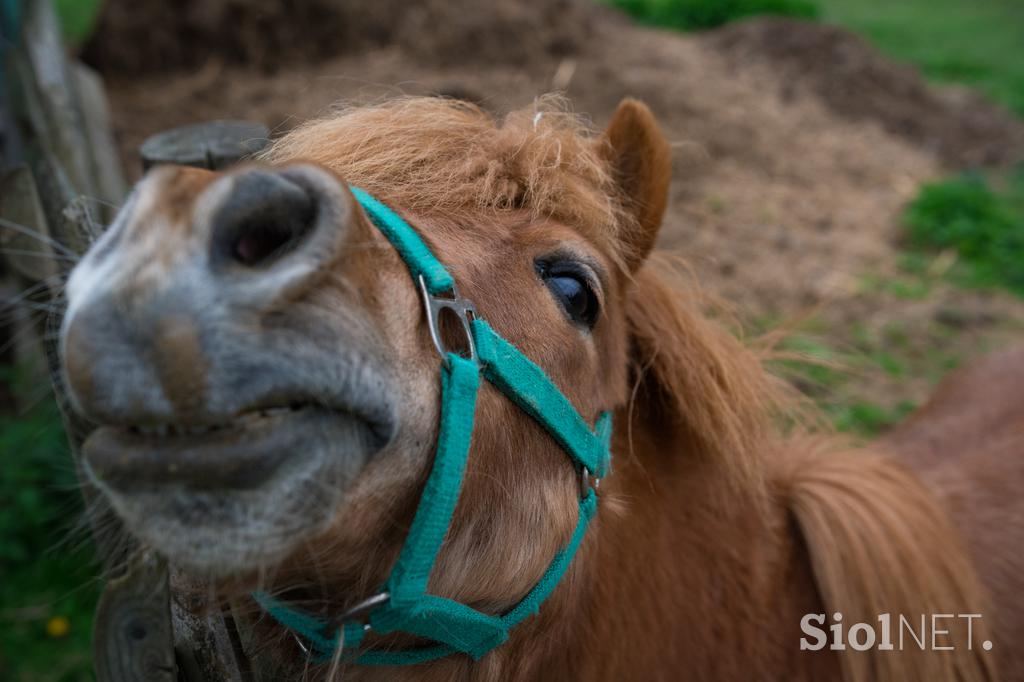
59;96;1022;681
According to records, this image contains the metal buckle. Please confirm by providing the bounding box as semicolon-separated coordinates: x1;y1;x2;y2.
579;467;601;498
418;274;478;366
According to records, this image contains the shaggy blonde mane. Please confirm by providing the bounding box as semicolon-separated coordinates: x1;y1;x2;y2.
262;96;633;257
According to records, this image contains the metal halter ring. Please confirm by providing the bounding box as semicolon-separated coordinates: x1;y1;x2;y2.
327;591;391;631
418;274;478;366
293;592;390;656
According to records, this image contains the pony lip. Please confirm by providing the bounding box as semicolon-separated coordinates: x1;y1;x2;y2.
83;405;378;491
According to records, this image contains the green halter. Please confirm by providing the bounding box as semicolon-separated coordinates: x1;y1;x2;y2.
253;186;612;666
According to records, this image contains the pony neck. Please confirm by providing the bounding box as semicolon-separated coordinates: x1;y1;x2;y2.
498;402;839;681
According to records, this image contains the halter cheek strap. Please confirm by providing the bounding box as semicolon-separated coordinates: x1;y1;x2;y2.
253;187;612;666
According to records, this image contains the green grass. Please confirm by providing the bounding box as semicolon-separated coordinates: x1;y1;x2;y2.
53;0;103;44
0;370;98;681
1;547;99;681
758;306;983;439
858;272;933;301
608;0;1024;118
764;329;926;437
830;399;918;435
606;0;818;31
818;0;1024;117
904;168;1024;296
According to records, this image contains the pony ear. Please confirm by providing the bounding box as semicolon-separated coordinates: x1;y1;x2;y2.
597;99;672;271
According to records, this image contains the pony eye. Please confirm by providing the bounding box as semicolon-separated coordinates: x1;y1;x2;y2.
536;261;600;329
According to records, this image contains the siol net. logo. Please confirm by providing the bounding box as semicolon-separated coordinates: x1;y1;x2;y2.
800;612;992;652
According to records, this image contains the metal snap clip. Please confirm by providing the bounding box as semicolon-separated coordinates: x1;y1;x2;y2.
418;274;478;366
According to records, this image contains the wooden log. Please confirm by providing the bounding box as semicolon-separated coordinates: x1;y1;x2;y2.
93;552;177;682
0;165;59;285
20;0;97;199
171;570;249;682
140;121;269;171
7;50;78;237
6;8;176;678
6;13;259;675
7;1;123;564
0;165;56;411
71;62;127;222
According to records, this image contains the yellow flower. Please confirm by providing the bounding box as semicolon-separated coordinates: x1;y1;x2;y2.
46;616;70;638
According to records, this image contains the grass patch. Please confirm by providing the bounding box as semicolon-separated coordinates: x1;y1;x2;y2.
762;327;923;438
757;310;980;439
818;0;1024;117
0;370;98;681
830;399;917;435
606;0;818;31
904;169;1024;296
858;273;933;301
53;0;103;44
609;0;1024;116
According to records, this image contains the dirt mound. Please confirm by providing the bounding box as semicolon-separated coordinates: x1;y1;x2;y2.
101;17;941;314
87;7;1024;168
708;18;1024;168
81;0;595;75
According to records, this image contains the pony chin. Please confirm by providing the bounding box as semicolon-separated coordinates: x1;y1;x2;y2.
85;417;377;576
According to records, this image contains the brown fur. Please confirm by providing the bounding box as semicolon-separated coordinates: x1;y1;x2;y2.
102;97;1016;680
261;96;636;268
146;165;216;231
884;345;1024;681
597;99;672;269
151;314;208;415
781;440;995;681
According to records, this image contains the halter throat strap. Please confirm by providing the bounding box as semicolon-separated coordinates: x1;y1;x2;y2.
254;186;612;666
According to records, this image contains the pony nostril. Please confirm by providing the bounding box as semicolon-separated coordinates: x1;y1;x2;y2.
231;218;301;266
213;170;318;269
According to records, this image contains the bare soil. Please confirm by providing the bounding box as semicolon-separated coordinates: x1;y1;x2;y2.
709;18;1024;168
90;6;1024;414
81;0;597;74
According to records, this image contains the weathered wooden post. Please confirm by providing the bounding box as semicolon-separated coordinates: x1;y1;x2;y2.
3;1;175;678
1;1;267;679
140;120;269;172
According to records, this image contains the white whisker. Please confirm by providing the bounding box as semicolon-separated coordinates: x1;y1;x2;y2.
0;217;81;260
2;274;66;305
81;195;123;211
0;247;79;264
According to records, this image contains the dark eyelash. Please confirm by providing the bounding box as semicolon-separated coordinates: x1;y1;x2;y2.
535;260;599;293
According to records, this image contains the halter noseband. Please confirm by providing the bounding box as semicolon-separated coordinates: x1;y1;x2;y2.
253;186;612;666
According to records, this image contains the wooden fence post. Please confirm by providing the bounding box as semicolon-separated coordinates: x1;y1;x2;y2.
2;1;266;679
